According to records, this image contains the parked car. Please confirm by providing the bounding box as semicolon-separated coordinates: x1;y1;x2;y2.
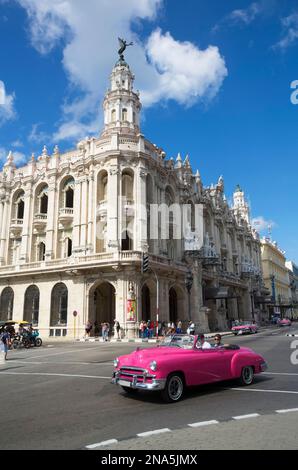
277;318;291;327
112;334;267;402
231;321;258;335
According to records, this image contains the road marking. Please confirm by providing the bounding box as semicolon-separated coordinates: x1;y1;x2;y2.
7;360;113;366
275;408;298;414
263;372;298;376
0;371;110;379
188;420;219;427
86;439;118;449
24;345;104;360
232;413;260;420
137;428;171;437
230;387;298;395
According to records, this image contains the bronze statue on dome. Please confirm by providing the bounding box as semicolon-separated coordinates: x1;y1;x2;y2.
118;38;133;60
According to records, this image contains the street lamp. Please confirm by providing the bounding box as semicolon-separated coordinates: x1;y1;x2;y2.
185;269;193;321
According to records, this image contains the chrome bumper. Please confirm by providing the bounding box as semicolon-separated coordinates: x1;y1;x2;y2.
112;371;166;391
260;361;268;372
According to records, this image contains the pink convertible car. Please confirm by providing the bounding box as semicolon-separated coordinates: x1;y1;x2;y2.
112;334;267;402
278;318;291;327
231;321;258;335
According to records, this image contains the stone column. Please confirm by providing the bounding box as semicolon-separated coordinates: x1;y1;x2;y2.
20;186;32;263
0;198;8;264
107;166;119;251
87;170;94;253
80;177;88;252
190;260;209;332
72;178;82;253
45;182;57;260
135;168;147;251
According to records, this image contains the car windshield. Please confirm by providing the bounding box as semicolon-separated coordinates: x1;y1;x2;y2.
160;334;195;349
233;321;251;326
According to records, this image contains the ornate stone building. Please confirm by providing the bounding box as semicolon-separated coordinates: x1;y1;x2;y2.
0;54;266;337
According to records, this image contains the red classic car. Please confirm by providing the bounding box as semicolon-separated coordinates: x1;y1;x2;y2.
112;334;267;402
231;321;258;335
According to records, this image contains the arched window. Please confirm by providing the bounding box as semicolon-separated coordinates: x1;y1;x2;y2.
66;238;72;257
17;199;24;219
122;108;127;121
50;283;68;326
39;242;46;261
65;187;74;208
0;287;14;321
62;178;75;209
122;170;134;201
24;285;40;326
111;109;116;122
121;230;133;251
40;192;48;214
97;171;108;202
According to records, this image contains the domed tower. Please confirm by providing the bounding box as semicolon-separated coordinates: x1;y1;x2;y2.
233;184;250;224
101;41;141;137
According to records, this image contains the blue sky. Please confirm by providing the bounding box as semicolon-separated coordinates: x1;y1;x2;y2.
0;0;297;262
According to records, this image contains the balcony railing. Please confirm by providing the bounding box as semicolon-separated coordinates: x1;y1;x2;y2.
11;218;24;226
0;251;186;275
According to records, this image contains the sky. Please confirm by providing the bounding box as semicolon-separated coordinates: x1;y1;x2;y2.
0;0;297;262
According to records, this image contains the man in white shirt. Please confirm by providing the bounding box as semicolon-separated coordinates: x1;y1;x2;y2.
196;333;212;349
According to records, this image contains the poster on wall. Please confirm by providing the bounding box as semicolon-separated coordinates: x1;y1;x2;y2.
126;299;136;322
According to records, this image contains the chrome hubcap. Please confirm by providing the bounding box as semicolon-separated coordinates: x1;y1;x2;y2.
168;376;183;400
243;367;253;383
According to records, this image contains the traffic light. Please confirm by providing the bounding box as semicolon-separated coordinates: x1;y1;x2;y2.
141;252;149;274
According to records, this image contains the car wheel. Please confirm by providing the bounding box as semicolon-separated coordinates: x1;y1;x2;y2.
121;386;138;395
161;373;184;403
239;366;254;386
234;333;238;336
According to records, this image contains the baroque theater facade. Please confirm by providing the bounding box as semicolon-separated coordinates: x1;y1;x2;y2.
0;54;267;338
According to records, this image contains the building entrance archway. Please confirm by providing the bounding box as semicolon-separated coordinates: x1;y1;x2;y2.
90;282;116;332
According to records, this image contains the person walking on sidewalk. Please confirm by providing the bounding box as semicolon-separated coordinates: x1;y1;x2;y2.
1;328;11;360
114;320;121;339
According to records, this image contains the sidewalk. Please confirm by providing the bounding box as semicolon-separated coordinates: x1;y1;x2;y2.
76;330;233;344
76;324;277;344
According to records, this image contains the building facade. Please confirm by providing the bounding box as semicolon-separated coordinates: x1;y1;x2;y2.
286;261;298;318
261;238;292;318
0;54;266;337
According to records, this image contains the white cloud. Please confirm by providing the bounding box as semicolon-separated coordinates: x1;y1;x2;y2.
143;29;227;106
252;216;276;232
16;0;227;142
229;3;261;25
213;2;262;32
273;13;298;51
0;80;16;126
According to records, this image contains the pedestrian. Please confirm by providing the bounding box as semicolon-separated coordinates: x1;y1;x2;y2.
1;327;11;360
187;320;195;335
85;319;92;338
93;321;99;337
176;320;182;334
101;322;107;341
114;320;121;339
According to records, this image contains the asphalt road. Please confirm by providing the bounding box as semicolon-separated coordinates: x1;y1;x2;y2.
0;324;297;450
